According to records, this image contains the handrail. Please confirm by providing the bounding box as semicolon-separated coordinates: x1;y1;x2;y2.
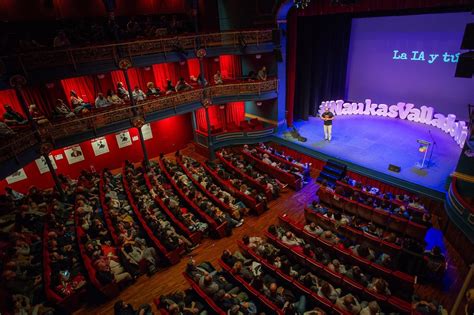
0;131;39;162
2;29;274;72
451;177;474;213
48;79;278;140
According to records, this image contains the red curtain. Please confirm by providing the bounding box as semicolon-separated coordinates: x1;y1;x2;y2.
61;76;96;105
225;102;245;126
195;102;245;132
0;89;25;116
22;86;52;117
187;58;201;79
219;55;242;80
205;57;221;82
152;63;179;90
45;82;68;109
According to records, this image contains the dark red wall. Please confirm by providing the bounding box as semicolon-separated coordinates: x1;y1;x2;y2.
0;113;194;194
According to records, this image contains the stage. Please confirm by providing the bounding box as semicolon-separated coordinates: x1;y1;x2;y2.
275;116;462;198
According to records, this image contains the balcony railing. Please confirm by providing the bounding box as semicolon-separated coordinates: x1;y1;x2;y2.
48;79;278;140
2;30;274;73
0;131;39;164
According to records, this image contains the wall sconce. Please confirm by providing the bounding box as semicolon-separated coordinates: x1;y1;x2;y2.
144;67;151;71
214;57;220;62
256;102;263;106
97;74;105;79
46;83;55;88
256;54;262;59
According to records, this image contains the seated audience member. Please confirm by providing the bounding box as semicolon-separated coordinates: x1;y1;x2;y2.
29;104;49;125
214;70;224;84
70;91;92;114
54;99;76;119
175;77;193;92
335;294;361;314
423;246;446;274
107;89;125;105
53;30;71;48
165;79;175;94
95;93;112;108
247;71;257;81
197;73;208;86
3;104;28;126
0;121;15;138
114;300;152;315
360;301;381;315
350;244;375;261
367;277;390;295
117;82;130;100
304;222;324;235
5;186;24;202
132;86;146;102
317;280;340;303
145;82;161;97
257;66;267;80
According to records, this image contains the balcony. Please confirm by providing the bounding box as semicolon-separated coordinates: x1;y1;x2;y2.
0;79;278;178
0;30;275;86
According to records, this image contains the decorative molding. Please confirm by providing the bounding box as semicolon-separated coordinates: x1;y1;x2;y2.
451;172;474;184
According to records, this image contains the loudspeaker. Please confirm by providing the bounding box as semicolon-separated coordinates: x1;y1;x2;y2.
274;48;283;62
388;164;401;173
461;23;474;50
455;51;474;78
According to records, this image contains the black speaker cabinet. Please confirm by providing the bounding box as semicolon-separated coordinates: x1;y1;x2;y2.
388;164;401;173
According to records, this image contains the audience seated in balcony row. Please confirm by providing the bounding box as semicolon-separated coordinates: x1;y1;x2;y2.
6;14;192;53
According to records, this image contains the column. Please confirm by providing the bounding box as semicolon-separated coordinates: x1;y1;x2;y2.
204;106;214;160
43;153;66;200
191;110;198;143
120;62;150;166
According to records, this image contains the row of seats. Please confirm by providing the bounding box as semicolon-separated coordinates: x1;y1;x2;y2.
318;187;428;241
242;147;303;191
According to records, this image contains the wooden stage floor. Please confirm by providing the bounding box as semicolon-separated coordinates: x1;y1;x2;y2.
73;146;465;315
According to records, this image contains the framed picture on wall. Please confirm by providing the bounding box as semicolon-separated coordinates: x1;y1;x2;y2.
116;131;132;148
91;137;109;156
6;168;27;184
65;145;85;164
141;123;153;140
35;155;57;174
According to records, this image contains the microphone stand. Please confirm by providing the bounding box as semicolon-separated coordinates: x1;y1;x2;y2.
427;130;436;169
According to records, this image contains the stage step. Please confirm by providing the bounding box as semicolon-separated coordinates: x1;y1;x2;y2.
316;159;347;187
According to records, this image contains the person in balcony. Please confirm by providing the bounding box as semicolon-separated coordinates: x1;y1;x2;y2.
132;86;147;102
257;66;267;81
106;89;125;105
0;121;15;138
53;30;71;48
214;70;224;85
95;93;112;108
29;104;49;125
54;99;76;119
175;77;193;92
3;104;28;126
197;73;208;87
165;79;175;95
70;91;92;114
117;82;130;100
146;82;161;97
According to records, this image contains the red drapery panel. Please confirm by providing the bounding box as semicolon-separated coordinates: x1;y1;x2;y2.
205;57;221;82
61;76;96;105
22;86;53;117
225;102;245;126
195;102;245;132
45;82;68;109
110;68;150;91
219;55;242;79
187;58;201;79
152;63;179;90
0;89;25;116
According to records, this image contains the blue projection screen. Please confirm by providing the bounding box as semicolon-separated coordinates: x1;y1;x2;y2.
345;12;473;121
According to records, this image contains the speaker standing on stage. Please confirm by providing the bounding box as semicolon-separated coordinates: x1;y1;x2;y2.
322;106;334;142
